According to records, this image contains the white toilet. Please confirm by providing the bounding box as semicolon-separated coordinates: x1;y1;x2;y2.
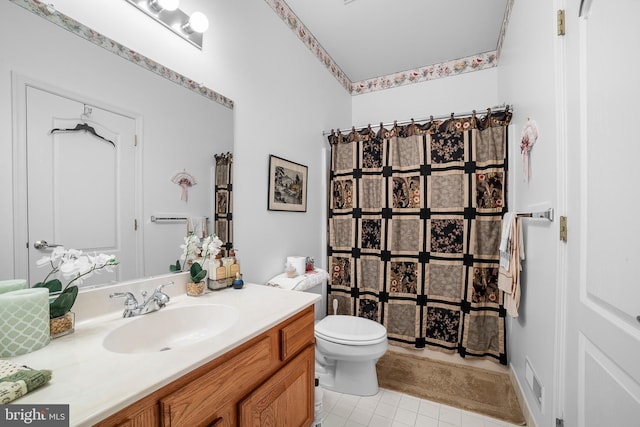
314;309;388;396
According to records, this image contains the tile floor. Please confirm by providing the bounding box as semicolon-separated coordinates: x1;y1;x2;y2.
316;387;524;427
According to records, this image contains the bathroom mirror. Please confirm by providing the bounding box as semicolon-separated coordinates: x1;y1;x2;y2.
3;1;234;286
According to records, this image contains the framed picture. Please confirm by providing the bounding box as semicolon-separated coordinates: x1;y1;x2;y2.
268;155;308;212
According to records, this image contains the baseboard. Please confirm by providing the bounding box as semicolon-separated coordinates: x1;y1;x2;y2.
508;365;536;427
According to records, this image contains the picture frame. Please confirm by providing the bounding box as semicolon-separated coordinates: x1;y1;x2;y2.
268;155;308;212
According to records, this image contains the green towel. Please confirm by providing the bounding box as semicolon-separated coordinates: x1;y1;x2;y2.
0;360;51;404
0;369;52;391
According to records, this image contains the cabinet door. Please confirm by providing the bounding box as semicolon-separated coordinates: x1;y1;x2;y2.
94;400;159;427
239;345;314;427
279;307;314;362
161;334;278;427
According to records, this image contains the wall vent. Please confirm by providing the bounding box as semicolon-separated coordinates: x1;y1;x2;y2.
525;357;544;411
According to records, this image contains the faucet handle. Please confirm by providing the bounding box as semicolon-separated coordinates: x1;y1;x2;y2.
110;291;138;309
155;281;174;293
153;282;173;308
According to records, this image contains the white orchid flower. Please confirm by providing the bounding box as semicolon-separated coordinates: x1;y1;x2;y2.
200;234;223;259
36;246;67;267
180;232;203;262
36;255;54;267
36;248;118;290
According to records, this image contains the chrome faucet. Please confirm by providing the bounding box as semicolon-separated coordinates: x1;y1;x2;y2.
110;281;173;318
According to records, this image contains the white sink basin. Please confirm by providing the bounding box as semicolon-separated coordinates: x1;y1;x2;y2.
102;304;239;353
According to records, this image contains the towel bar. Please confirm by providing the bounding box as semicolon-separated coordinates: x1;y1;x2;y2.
516;208;554;222
150;216;209;222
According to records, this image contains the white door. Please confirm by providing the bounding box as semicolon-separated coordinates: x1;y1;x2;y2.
26;85;138;287
564;0;640;425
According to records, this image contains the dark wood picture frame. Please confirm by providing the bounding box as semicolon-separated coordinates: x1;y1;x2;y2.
267;155;308;212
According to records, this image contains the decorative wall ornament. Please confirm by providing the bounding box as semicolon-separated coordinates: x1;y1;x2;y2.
171;170;197;202
520;118;539;182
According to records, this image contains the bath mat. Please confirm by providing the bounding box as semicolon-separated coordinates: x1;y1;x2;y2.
376;351;526;425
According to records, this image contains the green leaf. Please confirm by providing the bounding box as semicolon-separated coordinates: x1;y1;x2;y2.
49;285;78;319
34;279;62;293
169;259;181;272
193;270;207;282
190;262;207;283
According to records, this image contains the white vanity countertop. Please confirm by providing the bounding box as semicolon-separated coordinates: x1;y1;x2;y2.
8;282;320;426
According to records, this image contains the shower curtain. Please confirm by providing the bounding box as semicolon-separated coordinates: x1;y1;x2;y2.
214;152;233;255
327;110;511;364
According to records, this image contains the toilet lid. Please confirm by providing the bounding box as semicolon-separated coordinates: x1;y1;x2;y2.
315;315;387;346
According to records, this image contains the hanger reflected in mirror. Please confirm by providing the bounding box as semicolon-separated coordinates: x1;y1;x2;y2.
49;122;115;147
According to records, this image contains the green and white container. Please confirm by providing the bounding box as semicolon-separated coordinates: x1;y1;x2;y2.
0;288;50;357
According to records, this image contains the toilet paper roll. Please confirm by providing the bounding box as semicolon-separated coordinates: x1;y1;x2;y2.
286;256;306;277
0;279;28;295
0;288;50;357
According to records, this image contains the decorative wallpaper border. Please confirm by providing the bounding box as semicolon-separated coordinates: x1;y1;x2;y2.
351;51;498;95
264;0;353;93
10;0;234;110
266;0;514;96
496;0;515;62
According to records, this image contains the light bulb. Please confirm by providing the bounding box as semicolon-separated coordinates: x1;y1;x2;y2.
148;0;179;13
187;11;209;33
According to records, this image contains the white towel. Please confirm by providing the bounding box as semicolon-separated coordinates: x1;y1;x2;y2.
266;269;329;292
499;212;514;252
187;216;208;238
499;212;515;270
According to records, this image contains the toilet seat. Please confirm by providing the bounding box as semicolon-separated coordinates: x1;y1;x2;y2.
315;315;387;346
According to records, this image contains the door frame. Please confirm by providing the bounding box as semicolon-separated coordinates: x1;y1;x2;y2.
553;0;570;423
11;72;144;284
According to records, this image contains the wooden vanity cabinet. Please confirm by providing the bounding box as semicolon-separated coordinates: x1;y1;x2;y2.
94;305;315;427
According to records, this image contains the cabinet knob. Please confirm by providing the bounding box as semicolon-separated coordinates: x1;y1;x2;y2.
208;417;223;427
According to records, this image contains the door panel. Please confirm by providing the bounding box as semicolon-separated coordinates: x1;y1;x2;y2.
582;0;640;319
26;86;138;286
565;0;640;425
581;334;640;426
51;118;117;250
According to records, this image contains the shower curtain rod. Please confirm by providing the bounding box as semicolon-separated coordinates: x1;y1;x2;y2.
322;103;511;136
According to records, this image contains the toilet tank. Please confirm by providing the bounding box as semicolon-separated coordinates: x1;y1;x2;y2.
305;282;326;321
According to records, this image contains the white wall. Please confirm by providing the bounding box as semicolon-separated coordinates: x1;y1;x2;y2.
2;0;350;284
498;1;562;426
351;68;500;126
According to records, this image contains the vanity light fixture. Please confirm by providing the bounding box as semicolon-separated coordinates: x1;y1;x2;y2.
148;0;180;12
182;11;209;34
124;0;209;49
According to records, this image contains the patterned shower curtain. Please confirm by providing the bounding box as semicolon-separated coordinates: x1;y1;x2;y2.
327;110;512;364
214;152;233;256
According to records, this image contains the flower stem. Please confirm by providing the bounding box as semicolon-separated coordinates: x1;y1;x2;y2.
64;261;114;290
42;260;60;284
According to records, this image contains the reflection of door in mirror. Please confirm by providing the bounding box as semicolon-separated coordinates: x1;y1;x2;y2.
25;85;139;287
